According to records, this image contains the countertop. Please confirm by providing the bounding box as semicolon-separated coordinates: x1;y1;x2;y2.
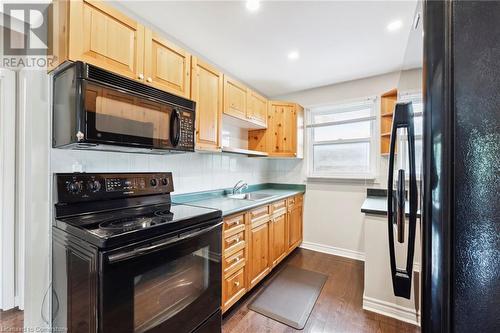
172;183;305;217
361;188;421;218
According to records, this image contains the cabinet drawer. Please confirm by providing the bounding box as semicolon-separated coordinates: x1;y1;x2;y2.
224;249;245;277
223;267;246;311
223;214;245;236
223;230;245;256
249;205;270;222
271;200;287;215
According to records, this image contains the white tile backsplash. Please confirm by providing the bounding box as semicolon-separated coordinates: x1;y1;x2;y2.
50;149;273;194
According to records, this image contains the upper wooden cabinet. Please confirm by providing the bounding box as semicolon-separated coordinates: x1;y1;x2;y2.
223;76;268;128
223;76;248;119
144;30;191;98
67;0;145;81
247;90;268;127
248;101;304;158
53;0;190;98
191;57;223;151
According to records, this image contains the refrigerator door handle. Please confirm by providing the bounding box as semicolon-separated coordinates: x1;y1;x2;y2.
387;102;418;299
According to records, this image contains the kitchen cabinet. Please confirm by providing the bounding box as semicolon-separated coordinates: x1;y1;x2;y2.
144;30;191;98
247;90;268;127
248;101;304;157
223;76;268;129
66;0;145;81
270;212;287;267
53;0;190;98
380;88;398;155
223;76;248;120
221;194;304;314
288;196;303;251
191;57;223;151
222;213;247;312
247;219;271;289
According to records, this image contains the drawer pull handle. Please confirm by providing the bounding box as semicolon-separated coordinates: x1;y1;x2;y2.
232;256;241;263
228;220;241;227
234;281;240;287
230;237;240;244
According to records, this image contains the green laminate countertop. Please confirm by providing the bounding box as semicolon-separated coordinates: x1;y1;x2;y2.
172;183;305;217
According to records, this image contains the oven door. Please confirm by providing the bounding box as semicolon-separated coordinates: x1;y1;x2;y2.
100;221;222;333
82;80;181;150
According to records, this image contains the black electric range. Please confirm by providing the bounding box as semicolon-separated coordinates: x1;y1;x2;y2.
52;172;222;333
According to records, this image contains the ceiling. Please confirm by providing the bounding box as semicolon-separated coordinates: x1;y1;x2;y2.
116;1;421;97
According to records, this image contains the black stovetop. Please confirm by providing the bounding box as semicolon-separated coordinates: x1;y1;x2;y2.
54;202;222;249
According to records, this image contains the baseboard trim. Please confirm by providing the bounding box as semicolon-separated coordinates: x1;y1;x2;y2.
300;241;365;261
362;295;420;326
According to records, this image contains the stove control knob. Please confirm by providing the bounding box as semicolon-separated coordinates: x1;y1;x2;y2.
67;181;82;194
150;178;158;187
162;178;169;186
87;180;101;193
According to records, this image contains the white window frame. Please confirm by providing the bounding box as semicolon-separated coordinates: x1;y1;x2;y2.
398;90;423;179
306;97;378;180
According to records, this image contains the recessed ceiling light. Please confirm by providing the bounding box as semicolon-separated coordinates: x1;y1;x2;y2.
387;20;403;32
288;50;300;61
246;0;260;12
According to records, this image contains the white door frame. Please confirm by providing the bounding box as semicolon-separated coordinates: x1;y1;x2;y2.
0;69;16;310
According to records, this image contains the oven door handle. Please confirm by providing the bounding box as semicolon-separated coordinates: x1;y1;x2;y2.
107;221;223;264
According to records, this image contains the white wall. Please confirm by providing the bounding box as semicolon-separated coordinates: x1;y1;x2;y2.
51;150;271;194
17;70;51;329
269;69;422;259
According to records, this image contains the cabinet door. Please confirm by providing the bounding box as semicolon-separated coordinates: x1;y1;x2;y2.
267;102;297;157
247;90;268;127
288;202;303;251
144;29;191;98
68;0;144;81
247;221;270;288
223;76;247;120
191;57;223;151
270;213;287;266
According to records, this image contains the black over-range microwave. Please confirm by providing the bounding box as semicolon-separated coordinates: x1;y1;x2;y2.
52;61;195;153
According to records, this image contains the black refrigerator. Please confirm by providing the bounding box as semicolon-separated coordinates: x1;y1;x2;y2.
387;1;500;332
422;1;500;332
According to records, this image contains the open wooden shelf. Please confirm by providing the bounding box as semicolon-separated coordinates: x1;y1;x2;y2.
380;88;397;154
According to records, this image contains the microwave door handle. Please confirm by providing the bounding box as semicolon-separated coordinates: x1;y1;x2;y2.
387;102;417;299
107;221;223;264
170;108;181;147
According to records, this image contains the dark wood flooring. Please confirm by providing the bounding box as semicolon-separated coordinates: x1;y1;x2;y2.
222;248;420;333
0;249;420;333
0;307;23;331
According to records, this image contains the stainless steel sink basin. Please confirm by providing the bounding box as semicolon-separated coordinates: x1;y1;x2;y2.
226;193;275;201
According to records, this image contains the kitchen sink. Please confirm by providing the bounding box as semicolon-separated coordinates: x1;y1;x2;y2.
226;193;275;201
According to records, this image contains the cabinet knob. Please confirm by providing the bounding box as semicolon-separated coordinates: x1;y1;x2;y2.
146;77;153;83
234;281;240;287
138;73;144;80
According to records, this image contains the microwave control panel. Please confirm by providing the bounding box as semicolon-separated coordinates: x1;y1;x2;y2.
178;111;195;150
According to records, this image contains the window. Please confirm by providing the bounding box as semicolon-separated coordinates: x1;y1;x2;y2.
307;98;377;179
398;92;423;178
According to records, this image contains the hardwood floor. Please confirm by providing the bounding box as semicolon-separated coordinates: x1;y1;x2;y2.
0;308;23;331
222;248;420;333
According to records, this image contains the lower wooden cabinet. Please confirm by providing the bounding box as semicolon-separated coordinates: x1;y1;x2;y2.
247;219;270;289
221;194;304;313
270;213;287;267
288;198;303;251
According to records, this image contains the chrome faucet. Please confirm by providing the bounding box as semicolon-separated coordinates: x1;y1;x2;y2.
232;180;248;194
